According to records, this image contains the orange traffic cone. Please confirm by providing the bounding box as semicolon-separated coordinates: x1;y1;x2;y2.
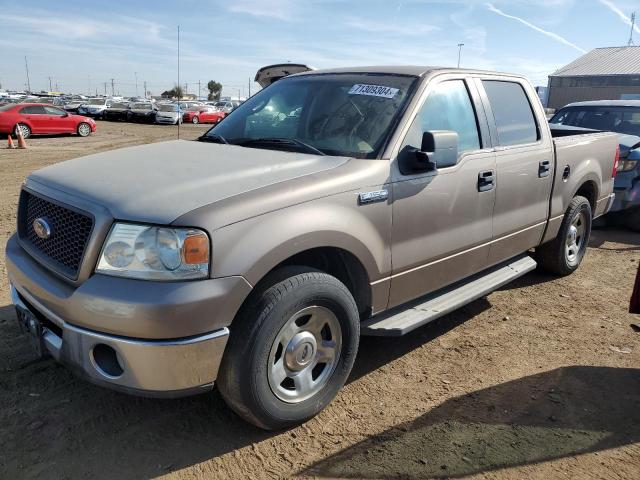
7;135;15;149
16;129;27;149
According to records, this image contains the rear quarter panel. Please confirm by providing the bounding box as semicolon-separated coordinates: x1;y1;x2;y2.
542;132;617;242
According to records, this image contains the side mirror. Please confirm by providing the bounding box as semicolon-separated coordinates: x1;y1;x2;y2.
418;131;459;169
400;130;459;174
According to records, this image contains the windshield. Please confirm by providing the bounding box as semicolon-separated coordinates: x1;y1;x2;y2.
89;98;105;105
159;104;178;112
202;73;417;158
550;105;640;136
0;104;15;112
132;103;152;110
110;102;129;109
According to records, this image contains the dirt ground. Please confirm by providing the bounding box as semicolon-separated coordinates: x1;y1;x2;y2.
0;122;639;480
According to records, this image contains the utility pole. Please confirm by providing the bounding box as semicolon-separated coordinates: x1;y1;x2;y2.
103;82;107;95
88;75;91;96
457;43;465;68
143;80;147;99
629;12;636;46
48;76;52;91
24;56;31;93
111;78;115;96
184;83;188;95
198;80;201;101
134;71;138;97
248;78;251;97
177;24;180;139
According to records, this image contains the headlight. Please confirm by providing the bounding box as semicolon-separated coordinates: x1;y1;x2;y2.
96;223;210;280
617;160;637;172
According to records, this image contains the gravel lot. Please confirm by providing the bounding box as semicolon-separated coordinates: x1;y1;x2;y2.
0;121;639;480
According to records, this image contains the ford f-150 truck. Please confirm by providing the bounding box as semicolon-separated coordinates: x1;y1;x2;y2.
6;67;618;430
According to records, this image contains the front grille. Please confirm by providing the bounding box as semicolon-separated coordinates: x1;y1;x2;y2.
18;190;94;278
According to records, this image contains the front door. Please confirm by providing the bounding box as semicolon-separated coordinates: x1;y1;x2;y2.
44;106;75;133
389;77;496;308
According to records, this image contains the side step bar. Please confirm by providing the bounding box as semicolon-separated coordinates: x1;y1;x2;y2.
361;255;537;336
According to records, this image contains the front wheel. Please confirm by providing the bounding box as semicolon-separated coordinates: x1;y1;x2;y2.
191;116;199;124
536;195;592;276
217;267;359;430
77;122;92;137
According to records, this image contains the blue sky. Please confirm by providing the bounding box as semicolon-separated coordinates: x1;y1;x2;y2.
1;0;639;97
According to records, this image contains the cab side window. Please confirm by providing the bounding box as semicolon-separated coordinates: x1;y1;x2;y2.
482;80;539;146
402;80;481;155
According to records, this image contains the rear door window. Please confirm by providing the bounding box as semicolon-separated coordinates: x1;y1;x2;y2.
482;80;538;146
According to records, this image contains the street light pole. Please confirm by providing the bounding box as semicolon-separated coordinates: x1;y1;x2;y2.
457;43;465;68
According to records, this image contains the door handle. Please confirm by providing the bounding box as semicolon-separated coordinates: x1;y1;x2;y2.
539;160;551;178
478;170;495;192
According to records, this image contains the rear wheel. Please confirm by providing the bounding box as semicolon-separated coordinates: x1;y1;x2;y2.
192;116;199;124
217;267;359;430
536;195;592;275
14;123;31;139
77;122;92;137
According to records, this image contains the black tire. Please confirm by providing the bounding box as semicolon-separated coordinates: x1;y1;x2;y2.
77;122;92;137
14;123;31;139
536;195;592;276
192;116;199;124
217;267;360;430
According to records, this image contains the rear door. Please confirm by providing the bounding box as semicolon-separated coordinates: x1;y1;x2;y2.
18;106;47;133
388;75;497;307
476;77;554;265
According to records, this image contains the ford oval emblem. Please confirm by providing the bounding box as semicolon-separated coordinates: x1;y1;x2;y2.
33;218;52;240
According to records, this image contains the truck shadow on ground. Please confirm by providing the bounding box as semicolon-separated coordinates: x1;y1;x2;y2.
301;365;640;479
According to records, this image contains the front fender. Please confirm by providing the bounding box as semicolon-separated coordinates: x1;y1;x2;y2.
210;190;392;305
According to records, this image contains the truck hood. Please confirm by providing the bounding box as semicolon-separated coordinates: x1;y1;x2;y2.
28;140;349;224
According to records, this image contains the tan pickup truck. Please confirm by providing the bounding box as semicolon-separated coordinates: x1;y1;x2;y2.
6;66;618;430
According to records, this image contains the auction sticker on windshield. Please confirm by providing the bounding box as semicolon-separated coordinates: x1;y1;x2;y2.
349;84;399;98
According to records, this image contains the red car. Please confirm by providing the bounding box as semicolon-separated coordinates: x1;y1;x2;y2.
0;103;97;139
183;106;226;125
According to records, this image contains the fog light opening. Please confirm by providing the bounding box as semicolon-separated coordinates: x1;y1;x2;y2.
91;344;124;378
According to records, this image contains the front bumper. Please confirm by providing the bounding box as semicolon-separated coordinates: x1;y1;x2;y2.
11;284;229;397
6;234;252;396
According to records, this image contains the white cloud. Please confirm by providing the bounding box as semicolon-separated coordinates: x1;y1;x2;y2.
598;0;640;35
227;0;297;21
485;3;586;53
344;18;439;36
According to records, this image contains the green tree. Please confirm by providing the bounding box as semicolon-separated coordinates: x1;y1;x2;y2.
161;85;184;99
207;80;222;101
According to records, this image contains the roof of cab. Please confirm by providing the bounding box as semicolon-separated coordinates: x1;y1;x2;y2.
291;65;523;78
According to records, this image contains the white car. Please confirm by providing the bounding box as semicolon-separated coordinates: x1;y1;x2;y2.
155;104;183;125
78;98;113;118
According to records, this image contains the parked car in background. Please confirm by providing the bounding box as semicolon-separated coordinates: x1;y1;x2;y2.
183;106;225;124
78;98;112;119
5;66;618;430
550;100;640;230
210;100;240;114
0;103;96;138
127;102;157;123
63;97;87;113
176;101;203;110
155;103;182;125
103;102;131;122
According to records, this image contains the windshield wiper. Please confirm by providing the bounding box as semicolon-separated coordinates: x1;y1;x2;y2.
198;133;229;144
235;138;326;156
